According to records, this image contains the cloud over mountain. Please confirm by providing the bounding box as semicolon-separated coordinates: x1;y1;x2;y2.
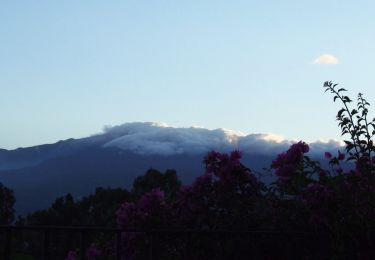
102;122;343;156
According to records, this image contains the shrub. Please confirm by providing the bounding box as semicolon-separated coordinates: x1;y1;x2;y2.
66;82;375;259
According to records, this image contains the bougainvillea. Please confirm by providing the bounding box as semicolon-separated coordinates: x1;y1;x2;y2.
64;250;78;260
116;188;171;229
175;150;265;230
115;188;174;259
271;141;310;192
66;82;375;259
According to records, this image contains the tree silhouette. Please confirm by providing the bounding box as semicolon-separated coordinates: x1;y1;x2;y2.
0;182;15;224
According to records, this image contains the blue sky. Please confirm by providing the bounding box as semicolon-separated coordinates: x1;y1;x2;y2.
0;1;374;149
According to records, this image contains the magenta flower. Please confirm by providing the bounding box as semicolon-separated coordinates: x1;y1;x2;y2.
230;150;242;160
138;188;165;209
203;150;245;181
299;183;334;206
65;250;77;260
86;243;102;260
319;170;327;179
338;151;345;161
271;141;310;188
324;152;332;158
116;188;170;230
192;173;212;190
336;167;343;174
116;202;138;228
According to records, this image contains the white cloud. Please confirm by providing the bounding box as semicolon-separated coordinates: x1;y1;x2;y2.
102;122;343;156
313;54;339;65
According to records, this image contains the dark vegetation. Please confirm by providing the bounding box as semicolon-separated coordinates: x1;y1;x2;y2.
12;169;180;227
1;81;375;259
0;183;15;225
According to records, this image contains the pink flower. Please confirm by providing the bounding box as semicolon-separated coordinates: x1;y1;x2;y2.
271;141;309;187
338;151;345;161
138;188;165;209
192;173;212;190
230;150;242;160
324;152;332;158
203;150;245;181
116;188;170;230
65;250;77;260
319;170;327;179
335;167;343;174
86;243;102;260
299;183;334;206
116;202;137;228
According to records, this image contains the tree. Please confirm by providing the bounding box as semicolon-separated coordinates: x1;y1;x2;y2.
24;188;130;227
131;168;181;201
78;187;130;226
0;182;15;224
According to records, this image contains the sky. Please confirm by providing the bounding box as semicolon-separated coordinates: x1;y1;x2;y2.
0;1;374;149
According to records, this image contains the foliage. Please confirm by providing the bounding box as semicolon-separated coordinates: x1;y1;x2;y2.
0;182;15;224
21;169;179;227
13;81;375;258
131;168;181;201
21;188;130;227
324;81;375;163
108;82;375;258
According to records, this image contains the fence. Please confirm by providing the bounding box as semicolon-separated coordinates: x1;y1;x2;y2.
1;225;121;260
0;225;364;259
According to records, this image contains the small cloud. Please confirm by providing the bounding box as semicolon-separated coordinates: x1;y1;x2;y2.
313;54;339;65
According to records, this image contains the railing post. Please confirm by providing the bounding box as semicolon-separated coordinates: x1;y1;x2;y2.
79;229;86;260
43;228;50;260
185;231;191;259
116;230;122;260
149;230;153;260
4;227;12;260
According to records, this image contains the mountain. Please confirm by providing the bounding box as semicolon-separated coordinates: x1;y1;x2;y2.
0;122;342;216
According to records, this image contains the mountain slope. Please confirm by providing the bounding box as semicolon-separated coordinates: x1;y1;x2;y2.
0;122;342;216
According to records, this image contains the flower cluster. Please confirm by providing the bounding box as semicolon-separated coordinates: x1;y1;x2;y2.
86;244;102;260
271;141;310;191
116;188;170;229
175;150;264;230
64;250;77;260
298;183;335;226
203;150;243;180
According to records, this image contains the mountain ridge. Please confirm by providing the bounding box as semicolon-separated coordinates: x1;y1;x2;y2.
0;122;343;216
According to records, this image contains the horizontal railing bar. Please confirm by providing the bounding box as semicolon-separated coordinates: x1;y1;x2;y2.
0;225;332;235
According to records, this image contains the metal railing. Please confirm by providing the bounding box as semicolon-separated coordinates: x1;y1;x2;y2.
1;225;125;260
0;225;355;259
